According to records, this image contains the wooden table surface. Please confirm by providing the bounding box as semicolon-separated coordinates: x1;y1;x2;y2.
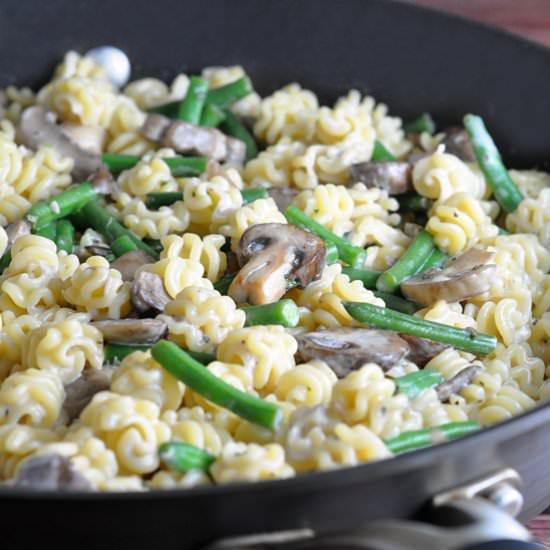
401;1;550;546
399;0;550;47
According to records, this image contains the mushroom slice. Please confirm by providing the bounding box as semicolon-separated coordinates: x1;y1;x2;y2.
400;247;496;307
63;368;112;422
131;271;171;312
89;165;116;195
92;318;167;344
441;126;476;163
5;219;31;248
229;223;325;305
435;364;481;402
398;334;449;368
267;188;298;212
12;454;92;491
296;328;410;377
18;106;102;180
349;161;412;195
59;122;106;154
111;250;155;282
141;113;246;163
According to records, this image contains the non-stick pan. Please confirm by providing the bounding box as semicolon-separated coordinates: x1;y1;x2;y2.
1;1;550;549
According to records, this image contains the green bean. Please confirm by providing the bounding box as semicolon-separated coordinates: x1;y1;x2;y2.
199;102;226;127
416;248;448;274
241;299;299;328
221;110;257;160
341;267;380;289
285;206;368;268
376;231;434;293
145;192;183;209
104;342;215;365
398;193;433;213
111;235;139;257
371;140;396;161
78;199;159;259
151;340;282;429
159;441;215;473
404;113;436;135
102;154;207;177
463;114;523;212
143;238;163;255
206;76;254;109
213;273;236;295
344;302;496;355
25;183;97;229
372;291;418;314
55;220;75;254
385;421;480;454
147;100;180;117
241;188;268;204
177;76;209;124
497;227;509;236
0;250;11;274
32;221;57;241
325;242;339;264
394;369;444;398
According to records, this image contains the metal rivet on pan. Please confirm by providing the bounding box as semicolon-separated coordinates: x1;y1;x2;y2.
85;46;131;88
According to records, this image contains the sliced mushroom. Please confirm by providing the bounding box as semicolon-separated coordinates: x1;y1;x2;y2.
63;368;112;422
349;161;412;195
267;188;299;212
11;454;92;491
229;223;325;304
5;219;31;248
85;244;112;258
111;250;155;282
91;318;167;344
403;222;423;238
89;165;116;195
18;106;102;180
59;122;106;154
142;113;246;163
131;271;171;312
398;334;449;368
296;328;410;377
400;247;496;307
441;127;476;163
435;364;481;402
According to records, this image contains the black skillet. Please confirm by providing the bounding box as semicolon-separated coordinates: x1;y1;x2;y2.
1;1;550;549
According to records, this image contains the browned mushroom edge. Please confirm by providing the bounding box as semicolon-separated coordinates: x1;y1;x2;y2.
435;364;482;402
398;334;449;368
131;270;171;313
228;223;326;305
400;248;496;307
63;368;112;422
91;318;167;345
349;161;412;195
441;126;476;163
142;113;246;163
111;250;156;282
18;106;103;180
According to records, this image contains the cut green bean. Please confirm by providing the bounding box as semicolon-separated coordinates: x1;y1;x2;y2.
344;302;496;355
241;188;268;204
404;113;436;135
377;231;434;293
199;102;226;127
372;291;418;315
111;235;139;257
285;206;368;268
159;441;215;473
221;110;257;160
325;242;339;264
463;114;523;212
341;267;380;289
101;153;140;173
102;154;207;177
178;76;209;124
143;238;163;255
385;421;480;454
206;76;253;109
145;192;183;209
25;183;97;229
398;193;433;213
371;140;396;161
104;342;215;365
0;250;11;274
213;273;235;295
152;340;282;429
497;227;509;236
78;199;159;259
416;248;448;274
33;221;57;241
395;369;444;398
55;219;75;254
147;100;179;117
241;299;299;328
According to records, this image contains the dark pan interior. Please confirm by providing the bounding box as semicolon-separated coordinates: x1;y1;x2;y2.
2;1;550;548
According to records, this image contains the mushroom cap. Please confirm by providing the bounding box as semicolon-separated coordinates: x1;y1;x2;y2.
91;318;167;344
400;247;496;306
349;161;412;195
